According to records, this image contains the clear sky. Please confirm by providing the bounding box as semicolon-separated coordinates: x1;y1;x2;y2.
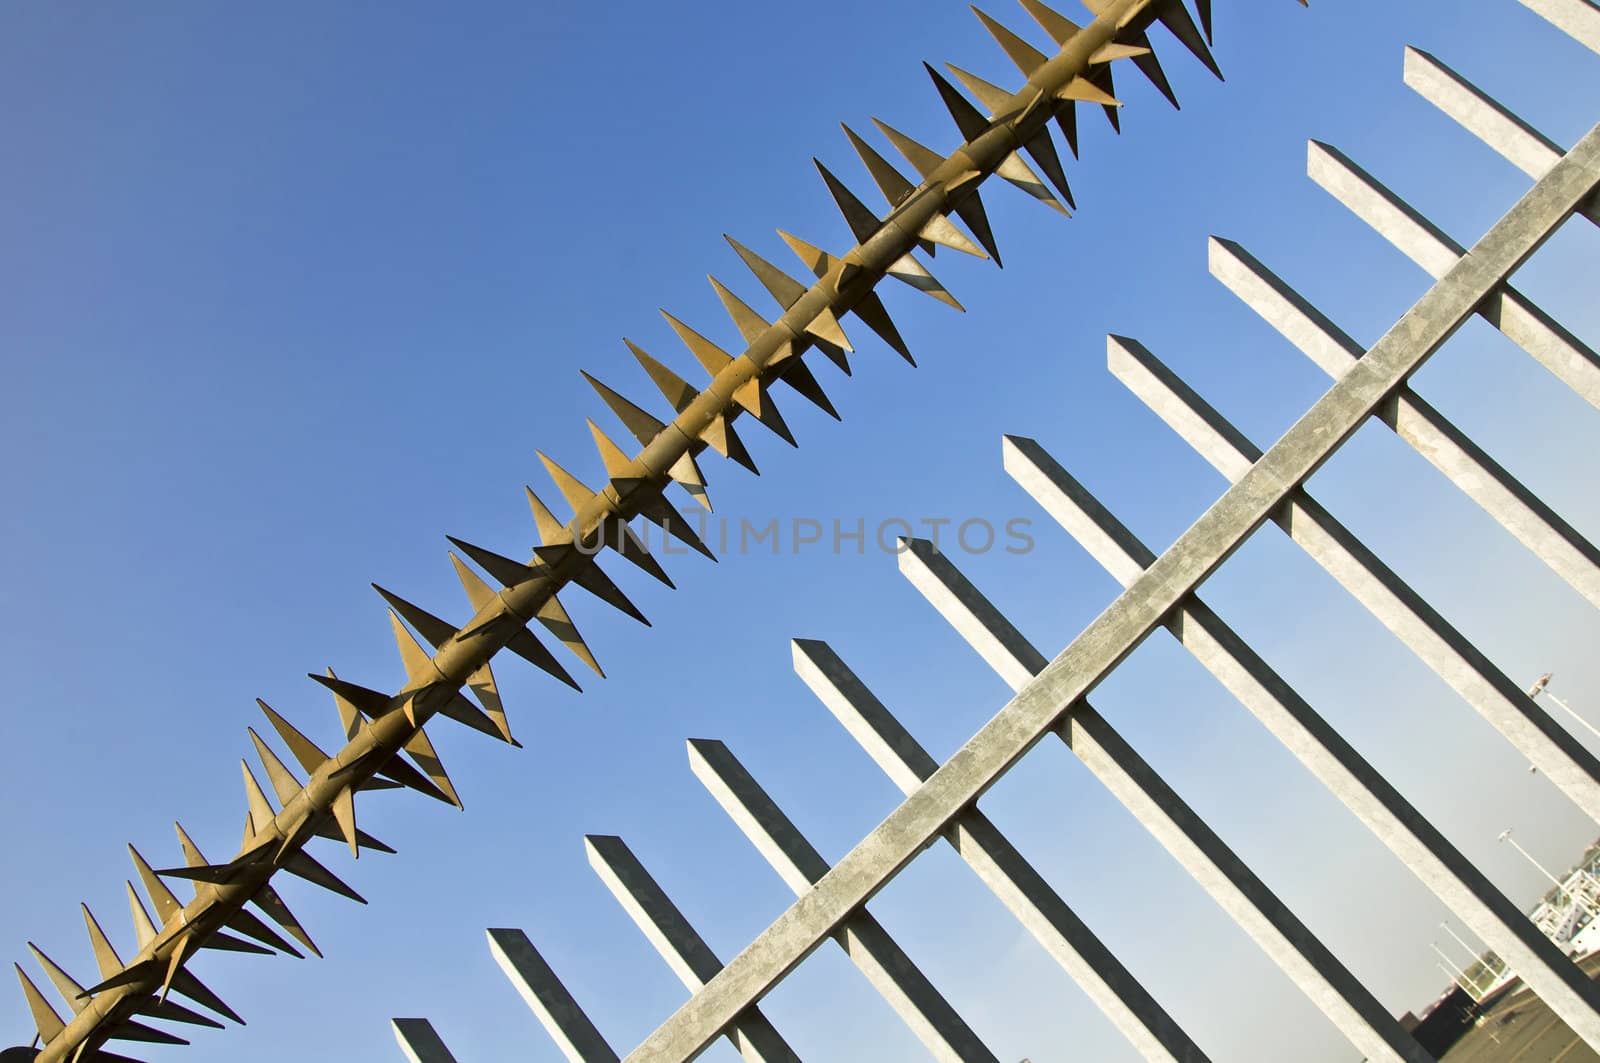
1;1;1598;1061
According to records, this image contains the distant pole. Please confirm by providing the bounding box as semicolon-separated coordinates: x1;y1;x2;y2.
1500;827;1597;920
1436;961;1478;1002
1528;673;1600;742
1432;946;1483;1002
1441;921;1494;979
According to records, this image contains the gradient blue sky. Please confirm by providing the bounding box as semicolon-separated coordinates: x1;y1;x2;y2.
2;1;1598;1060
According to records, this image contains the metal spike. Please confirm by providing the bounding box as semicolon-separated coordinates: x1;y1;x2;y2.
533;589;605;677
398;724;464;810
852;291;917;366
125;882;157;949
310;671;399;723
201;930;273;957
167;966;243;1025
388;610;506;741
722;235;852;370
1018;0;1080;44
699;414;759;473
813;158;883;245
581;371;666;447
777;358;841;420
1197;0;1213;43
172;825;302;956
626;339;697;413
536;451;601;517
446;555;584;691
523;486;568;545
137;994;225;1030
841;124;988;258
586;419;641;485
281;850;366;904
708;275;772;344
635;491;717;561
659;310;734;377
538;543;650;627
885;251;966;309
1058;74;1121;108
461;658;515;748
924;62;993;141
946;65;1075;209
240;762;278;837
371;589;454;653
667;451;713;513
15;964;65;1044
80;904;122;982
247;728;303;806
107;1019;188;1046
249;881;322;959
127;845;183;926
871;118;1005;262
972;5;1049;75
1155;0;1223;80
255;701;330;778
1125;28;1180;108
447;537;539;593
26;944;85;1015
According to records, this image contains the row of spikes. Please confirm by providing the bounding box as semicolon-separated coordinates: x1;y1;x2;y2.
9;1;1273;1057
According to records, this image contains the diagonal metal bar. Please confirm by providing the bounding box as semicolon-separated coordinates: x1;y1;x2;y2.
587;836;802;1063
1309;139;1600;410
393;1018;460;1063
1108;333;1600;822
488;928;619;1063
688;738;998;1063
622;122;1600;1063
1003;433;1600;1049
1208;236;1600;609
791;638;1209;1063
897;537;1428;1063
1521;0;1600;51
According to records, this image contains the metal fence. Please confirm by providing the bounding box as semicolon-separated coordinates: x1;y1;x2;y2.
394;3;1600;1060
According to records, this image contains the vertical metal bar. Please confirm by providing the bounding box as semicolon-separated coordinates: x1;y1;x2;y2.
1308;139;1600;410
487;928;619;1063
1004;433;1600;1049
898;538;1430;1063
393;1018;460;1063
586;836;803;1063
1207;237;1600;609
791;638;1209;1063
1521;0;1600;52
687;738;999;1063
1109;335;1600;823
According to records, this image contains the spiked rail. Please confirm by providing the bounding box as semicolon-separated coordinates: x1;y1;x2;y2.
7;1;1287;1058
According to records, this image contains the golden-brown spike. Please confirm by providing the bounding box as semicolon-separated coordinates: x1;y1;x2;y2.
447;556;584;691
626;339;697;413
524;487;567;545
127;845;184;926
247;728;303;806
659;310;734;377
534;590;605;677
15;964;65;1045
240;762;278;837
586;420;638;484
537;451;601;514
872;118;1004;263
26;944;85;1016
708;276;771;344
125;882;158;949
80;904;122;982
255;700;330;778
972;5;1049;75
581;371;666;447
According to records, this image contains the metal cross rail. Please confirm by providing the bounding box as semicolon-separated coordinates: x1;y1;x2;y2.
392;2;1600;1060
4;1;1283;1060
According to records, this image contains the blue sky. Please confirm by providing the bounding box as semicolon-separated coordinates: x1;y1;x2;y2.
1;1;1598;1060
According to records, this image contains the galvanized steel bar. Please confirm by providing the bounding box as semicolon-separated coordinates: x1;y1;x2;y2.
393;1018;460;1063
1521;0;1600;52
1003;433;1600;1049
1207;236;1600;609
1308;139;1600;410
898;538;1429;1063
488;928;620;1063
1107;334;1600;822
622;122;1600;1063
586;836;803;1063
687;739;998;1063
791;638;1208;1063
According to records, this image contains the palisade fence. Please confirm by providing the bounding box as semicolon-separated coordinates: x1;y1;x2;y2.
393;2;1600;1062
